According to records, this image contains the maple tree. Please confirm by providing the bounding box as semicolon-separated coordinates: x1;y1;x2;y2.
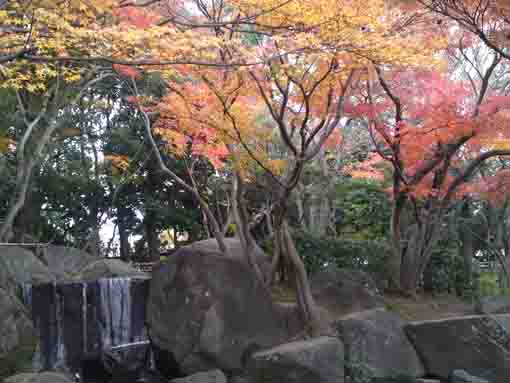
0;0;231;244
123;0;447;328
422;0;510;60
345;23;510;292
0;0;473;326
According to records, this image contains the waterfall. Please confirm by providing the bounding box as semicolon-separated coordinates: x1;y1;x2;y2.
31;277;151;375
55;282;66;371
20;282;33;308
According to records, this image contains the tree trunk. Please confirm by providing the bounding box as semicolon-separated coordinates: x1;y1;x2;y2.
388;195;406;291
0;161;37;242
145;217;160;261
0;74;110;242
458;202;474;296
14;182;41;242
117;206;131;261
144;160;160;262
398;220;440;295
231;173;266;286
281;220;325;336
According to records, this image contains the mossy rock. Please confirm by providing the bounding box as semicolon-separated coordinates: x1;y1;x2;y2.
371;376;419;383
0;334;37;381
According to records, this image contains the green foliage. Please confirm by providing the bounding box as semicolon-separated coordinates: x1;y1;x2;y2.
477;272;510;297
292;230;392;279
334;179;391;240
346;361;418;383
423;244;458;294
346;361;373;383
423;241;477;299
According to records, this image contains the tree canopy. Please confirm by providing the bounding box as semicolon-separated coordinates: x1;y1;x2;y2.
3;0;510;329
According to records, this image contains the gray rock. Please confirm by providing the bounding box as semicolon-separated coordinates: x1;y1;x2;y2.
449;370;490;383
336;308;425;379
0;257;16;296
228;376;248;383
0;288;36;379
476;296;510;315
76;259;147;281
171;370;227;383
102;342;151;375
3;372;73;383
405;315;510;383
40;245;95;281
186;238;271;279
274;303;307;338
147;247;289;374
246;337;344;383
311;268;384;317
273;302;336;338
0;246;54;285
0;288;34;358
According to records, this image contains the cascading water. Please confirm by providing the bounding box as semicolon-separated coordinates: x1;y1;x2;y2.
20;283;33;309
27;277;152;380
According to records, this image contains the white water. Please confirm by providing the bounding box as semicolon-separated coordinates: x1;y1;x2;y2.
28;277;150;373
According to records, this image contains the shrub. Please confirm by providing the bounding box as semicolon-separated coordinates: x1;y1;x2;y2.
292;230;392;283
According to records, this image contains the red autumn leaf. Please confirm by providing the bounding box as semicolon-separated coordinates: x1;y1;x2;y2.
113;64;141;79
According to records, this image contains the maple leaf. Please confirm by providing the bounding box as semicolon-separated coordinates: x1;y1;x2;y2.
105;154;130;173
113;64;141;79
113;6;159;29
324;130;343;151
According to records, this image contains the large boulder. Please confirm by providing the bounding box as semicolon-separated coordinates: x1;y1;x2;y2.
246;337;344;383
75;259;147;281
405;315;510;383
147;247;289;375
311;268;384;318
0;288;36;380
336;309;425;380
0;246;54;286
449;370;490;383
3;372;73;383
40;245;96;280
475;296;510;315
0;258;16;297
171;370;227;383
186;238;270;278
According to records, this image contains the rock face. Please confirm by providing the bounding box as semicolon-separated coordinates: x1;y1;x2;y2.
246;337;344;383
0;257;16;296
147;247;289;375
186;238;271;278
0;288;36;379
311;268;384;317
476;296;510;315
40;245;96;281
0;289;34;357
171;370;227;383
0;246;54;286
76;259;147;281
336;309;425;380
3;372;73;383
405;315;510;383
0;247;38;380
449;370;490;383
30;277;150;374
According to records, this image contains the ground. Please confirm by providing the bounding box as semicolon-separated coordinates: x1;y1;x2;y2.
382;293;475;321
272;285;475;322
